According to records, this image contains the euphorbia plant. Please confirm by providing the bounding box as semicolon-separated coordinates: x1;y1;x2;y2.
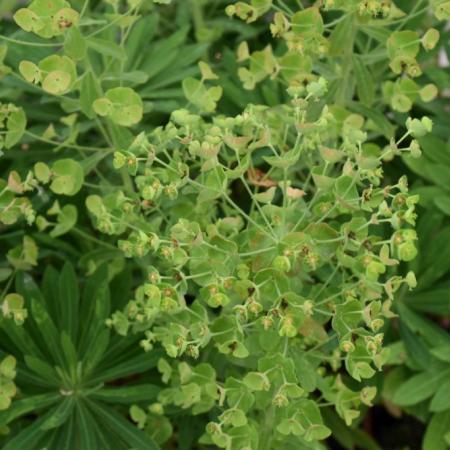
0;264;162;450
97;91;428;447
0;0;447;448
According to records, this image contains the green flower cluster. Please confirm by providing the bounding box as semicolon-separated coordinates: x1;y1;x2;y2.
95;94;427;447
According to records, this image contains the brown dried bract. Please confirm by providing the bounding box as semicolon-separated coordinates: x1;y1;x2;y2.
247;168;277;187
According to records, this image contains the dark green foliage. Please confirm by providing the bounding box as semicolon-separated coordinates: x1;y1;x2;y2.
0;264;161;449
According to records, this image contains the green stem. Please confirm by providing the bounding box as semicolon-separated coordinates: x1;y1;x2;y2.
0;271;15;301
259;406;274;450
0;35;61;47
24;130;111;153
71;227;117;250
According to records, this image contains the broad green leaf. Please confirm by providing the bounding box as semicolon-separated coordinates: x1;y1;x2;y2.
387;30;420;60
332;299;362;336
279;51;312;83
50;159;84;196
7;236;38;271
93;87;143;126
182;77;222;112
1;293;27;325
13;0;78;38
5;107;26;149
42;70;71;94
50;204;77;238
434;2;450;20
38;55;77;95
17;61;38;84
291;7;323;36
34;162;51;183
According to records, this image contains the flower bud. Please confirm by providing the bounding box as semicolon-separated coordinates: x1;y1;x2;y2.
422;28;440;50
272;255;291;273
208;293;230;308
341;340;355;353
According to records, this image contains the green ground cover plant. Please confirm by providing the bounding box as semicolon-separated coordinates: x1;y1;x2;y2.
0;0;449;449
0;264;162;449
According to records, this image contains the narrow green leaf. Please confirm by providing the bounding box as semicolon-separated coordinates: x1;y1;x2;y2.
423;411;450;450
60;332;78;374
352;55;375;106
64;26;86;60
419;227;450;288
80;71;98;119
431;344;450;363
393;370;450;406
42;265;63;324
125;13;159;70
397;303;450;348
329;14;356;56
88;350;162;385
82;329;110;375
52;413;75;450
31;297;66;368
76;400;99;450
24;355;60;386
58;263;79;341
87;37;126;60
0;320;45;361
398;322;432;371
430;379;450;412
78;274;110;358
91;384;160;404
40;397;74;430
0;393;60;426
406;284;450;316
86;400;160;450
2;411;52;450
